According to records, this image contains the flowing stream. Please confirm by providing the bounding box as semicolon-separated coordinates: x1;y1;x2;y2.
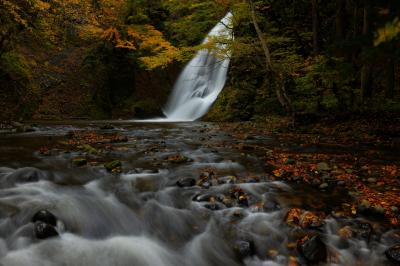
0;121;396;266
161;13;233;122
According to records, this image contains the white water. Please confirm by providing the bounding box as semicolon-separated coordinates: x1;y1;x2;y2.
161;12;233;122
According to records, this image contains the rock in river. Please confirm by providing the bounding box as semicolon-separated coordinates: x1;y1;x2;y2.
385;244;400;265
233;240;255;259
32;210;57;226
176;178;196;187
297;235;327;263
72;158;87;167
104;160;122;172
34;221;59;239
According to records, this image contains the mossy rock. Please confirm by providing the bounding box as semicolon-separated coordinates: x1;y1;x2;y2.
72;158;87;167
104;160;122;172
79;144;98;155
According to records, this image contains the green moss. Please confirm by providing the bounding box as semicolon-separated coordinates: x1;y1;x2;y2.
104;160;122;172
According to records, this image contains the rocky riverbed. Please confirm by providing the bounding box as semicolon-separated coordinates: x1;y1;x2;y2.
0;121;399;266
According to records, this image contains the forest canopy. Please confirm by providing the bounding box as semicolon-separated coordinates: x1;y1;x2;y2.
0;0;399;121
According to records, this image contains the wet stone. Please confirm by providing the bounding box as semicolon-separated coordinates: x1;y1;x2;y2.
201;181;211;189
104;160;122;172
72;158;87;167
204;202;224;211
319;183;329;190
193;194;213;202
32;210;57;226
176;178;196;188
100;124;114;130
34;221;59;239
238;195;249;207
233;240;254;259
385;244;400;265
8;167;44;183
297;235;327;264
312;179;321;186
358;200;385;218
352;221;373;241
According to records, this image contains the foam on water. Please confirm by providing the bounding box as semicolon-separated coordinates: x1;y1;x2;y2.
138;12;233;122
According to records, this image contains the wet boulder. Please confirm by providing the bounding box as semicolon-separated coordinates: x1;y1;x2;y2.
176;178;196;188
286;208;325;229
351;221;373;242
201;181;211;189
34;221;59;239
233;240;255;259
358;199;385;218
100;124;114;130
297;235;327;264
32;210;57;227
104;160;122;172
3;167;49;186
238;195;249;207
204;202;225;211
72;158;87;167
385;244;400;265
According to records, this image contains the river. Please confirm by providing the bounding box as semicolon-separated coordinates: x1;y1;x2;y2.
0;121;396;265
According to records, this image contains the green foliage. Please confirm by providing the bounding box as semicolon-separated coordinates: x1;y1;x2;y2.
1;0;399;121
294;56;356;112
0;51;33;79
161;0;229;46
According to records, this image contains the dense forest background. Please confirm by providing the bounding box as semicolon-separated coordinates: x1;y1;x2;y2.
0;0;399;122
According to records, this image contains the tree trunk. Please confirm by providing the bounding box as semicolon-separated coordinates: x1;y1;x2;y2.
361;5;372;100
353;4;358;38
249;0;272;71
311;0;319;54
248;0;294;116
335;0;346;40
386;58;395;98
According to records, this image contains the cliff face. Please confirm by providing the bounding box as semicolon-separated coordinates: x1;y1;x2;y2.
0;43;180;121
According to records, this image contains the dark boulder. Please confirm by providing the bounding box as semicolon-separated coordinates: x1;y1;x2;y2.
385;244;400;265
176;178;196;187
233;240;255;259
34;221;59;239
100;124;115;130
203;202;225;211
201;181;211;189
353;221;373;242
297;235;327;264
72;158;87;167
7;167;46;183
32;210;57;227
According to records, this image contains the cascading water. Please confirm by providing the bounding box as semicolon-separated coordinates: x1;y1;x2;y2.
0;123;395;266
162;12;233;122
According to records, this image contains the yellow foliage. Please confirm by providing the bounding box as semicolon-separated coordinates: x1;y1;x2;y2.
375;18;400;46
79;25;105;40
102;27;121;43
0;0;28;27
116;40;136;50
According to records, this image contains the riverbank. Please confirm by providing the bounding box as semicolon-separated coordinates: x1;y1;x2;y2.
218;116;400;227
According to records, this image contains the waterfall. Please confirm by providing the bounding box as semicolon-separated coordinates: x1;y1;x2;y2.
162;12;233;122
